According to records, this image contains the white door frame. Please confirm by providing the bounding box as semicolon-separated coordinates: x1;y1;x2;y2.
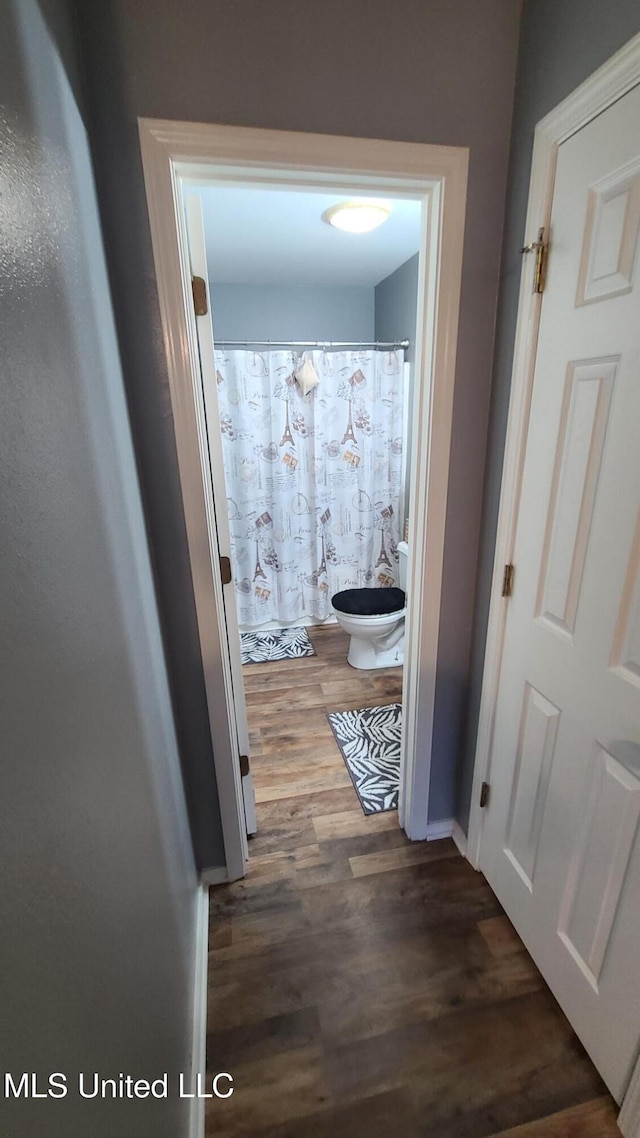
467;31;640;1134
138;119;468;878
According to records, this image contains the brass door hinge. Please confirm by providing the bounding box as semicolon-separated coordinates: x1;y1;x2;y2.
192;275;208;315
521;227;548;293
501;563;514;598
219;555;232;585
480;781;490;808
239;754;250;778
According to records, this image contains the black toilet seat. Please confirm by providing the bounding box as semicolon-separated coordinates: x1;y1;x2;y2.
331;586;406;617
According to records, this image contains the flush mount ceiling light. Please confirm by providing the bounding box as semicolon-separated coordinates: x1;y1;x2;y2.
322;200;391;233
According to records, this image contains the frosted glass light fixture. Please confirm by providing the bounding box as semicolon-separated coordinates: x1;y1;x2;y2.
322;200;391;233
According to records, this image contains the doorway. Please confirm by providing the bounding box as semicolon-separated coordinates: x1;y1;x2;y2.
138;120;468;881
187;182;421;852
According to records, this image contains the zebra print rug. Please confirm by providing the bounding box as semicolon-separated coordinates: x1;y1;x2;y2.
240;626;316;665
327;703;401;815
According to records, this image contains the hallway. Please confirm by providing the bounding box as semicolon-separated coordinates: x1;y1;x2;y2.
206;626;618;1137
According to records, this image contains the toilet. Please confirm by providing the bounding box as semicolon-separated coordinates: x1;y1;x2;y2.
331;541;408;670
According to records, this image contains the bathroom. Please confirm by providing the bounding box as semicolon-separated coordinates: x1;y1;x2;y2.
194;184;422;825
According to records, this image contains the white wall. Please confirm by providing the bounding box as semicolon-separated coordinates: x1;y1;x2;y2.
0;2;199;1134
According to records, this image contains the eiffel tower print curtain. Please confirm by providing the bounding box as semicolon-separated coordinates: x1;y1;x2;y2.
214;347;405;627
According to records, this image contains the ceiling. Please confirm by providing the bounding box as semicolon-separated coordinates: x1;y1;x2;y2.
196;186;422;288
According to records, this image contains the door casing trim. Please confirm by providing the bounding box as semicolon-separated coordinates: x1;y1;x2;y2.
467;30;640;1127
138;119;468;877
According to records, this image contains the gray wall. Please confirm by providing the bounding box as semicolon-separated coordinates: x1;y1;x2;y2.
457;0;640;828
374;254;420;365
375;254;420;526
210;282;375;342
0;2;199;1133
74;0;522;833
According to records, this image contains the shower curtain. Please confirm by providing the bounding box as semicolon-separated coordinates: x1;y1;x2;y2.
214;347;405;627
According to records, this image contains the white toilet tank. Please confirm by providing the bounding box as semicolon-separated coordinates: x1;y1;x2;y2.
397;541;409;592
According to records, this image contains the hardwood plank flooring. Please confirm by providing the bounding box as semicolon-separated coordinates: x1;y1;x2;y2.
206;624;619;1137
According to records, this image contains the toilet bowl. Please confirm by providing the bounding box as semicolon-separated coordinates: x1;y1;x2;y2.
332;542;408;670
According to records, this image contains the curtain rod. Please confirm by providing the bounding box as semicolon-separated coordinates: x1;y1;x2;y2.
214;339;409;350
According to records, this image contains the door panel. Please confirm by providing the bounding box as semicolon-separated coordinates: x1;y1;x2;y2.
577;160;640;303
557;745;640;987
536;359;615;636
184;194;257;836
480;83;640;1102
505;683;559;889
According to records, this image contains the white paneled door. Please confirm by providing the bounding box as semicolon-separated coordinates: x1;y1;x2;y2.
480;84;640;1102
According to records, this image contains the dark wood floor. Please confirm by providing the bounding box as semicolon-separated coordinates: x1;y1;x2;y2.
206;624;618;1137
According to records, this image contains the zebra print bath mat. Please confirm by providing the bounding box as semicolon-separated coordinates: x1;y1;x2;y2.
240;626;316;665
327;703;401;815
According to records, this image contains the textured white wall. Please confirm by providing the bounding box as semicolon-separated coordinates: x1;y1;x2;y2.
0;2;198;1134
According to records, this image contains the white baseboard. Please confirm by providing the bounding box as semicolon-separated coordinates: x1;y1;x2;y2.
424;818;468;857
239;614;338;632
189;885;210;1138
200;865;228;887
425;818;454;841
452;820;468;857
